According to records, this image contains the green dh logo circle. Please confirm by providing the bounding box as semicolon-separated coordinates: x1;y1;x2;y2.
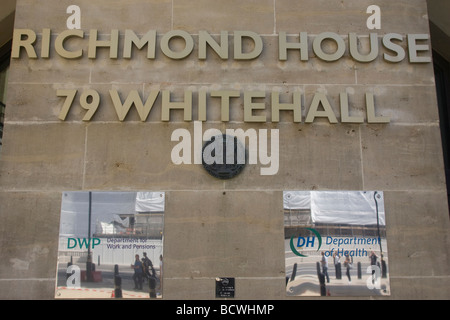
289;228;322;257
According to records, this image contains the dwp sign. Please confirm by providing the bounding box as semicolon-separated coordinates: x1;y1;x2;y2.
67;237;101;249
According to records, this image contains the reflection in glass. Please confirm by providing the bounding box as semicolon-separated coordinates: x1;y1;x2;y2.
284;190;390;297
55;191;165;299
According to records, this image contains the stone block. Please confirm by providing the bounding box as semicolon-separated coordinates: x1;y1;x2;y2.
163;190;284;278
0;192;61;280
0;123;85;190
361;124;446;190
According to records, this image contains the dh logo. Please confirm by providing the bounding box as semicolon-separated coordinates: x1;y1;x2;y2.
289;228;322;257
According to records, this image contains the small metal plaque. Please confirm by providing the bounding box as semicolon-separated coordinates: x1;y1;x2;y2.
215;277;235;298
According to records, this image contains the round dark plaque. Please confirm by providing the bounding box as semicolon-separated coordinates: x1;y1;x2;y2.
202;134;246;179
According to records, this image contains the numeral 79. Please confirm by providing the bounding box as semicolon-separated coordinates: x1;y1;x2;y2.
57;89;100;121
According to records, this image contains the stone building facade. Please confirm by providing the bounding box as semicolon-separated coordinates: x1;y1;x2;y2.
0;0;449;299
